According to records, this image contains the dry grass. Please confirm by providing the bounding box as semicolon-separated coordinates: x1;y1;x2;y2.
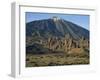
26;52;89;67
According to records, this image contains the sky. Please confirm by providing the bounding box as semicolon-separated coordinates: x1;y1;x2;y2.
26;12;89;30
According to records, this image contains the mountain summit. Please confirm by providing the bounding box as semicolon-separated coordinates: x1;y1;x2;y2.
51;16;60;21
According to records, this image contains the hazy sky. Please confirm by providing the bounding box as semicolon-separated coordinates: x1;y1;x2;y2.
26;12;89;30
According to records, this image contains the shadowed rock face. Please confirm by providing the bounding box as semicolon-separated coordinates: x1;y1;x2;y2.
26;17;89;40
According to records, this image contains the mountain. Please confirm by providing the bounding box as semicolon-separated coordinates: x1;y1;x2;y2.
26;16;89;54
26;16;89;40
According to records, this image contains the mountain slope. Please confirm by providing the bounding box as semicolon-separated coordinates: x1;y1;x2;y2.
26;17;89;40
